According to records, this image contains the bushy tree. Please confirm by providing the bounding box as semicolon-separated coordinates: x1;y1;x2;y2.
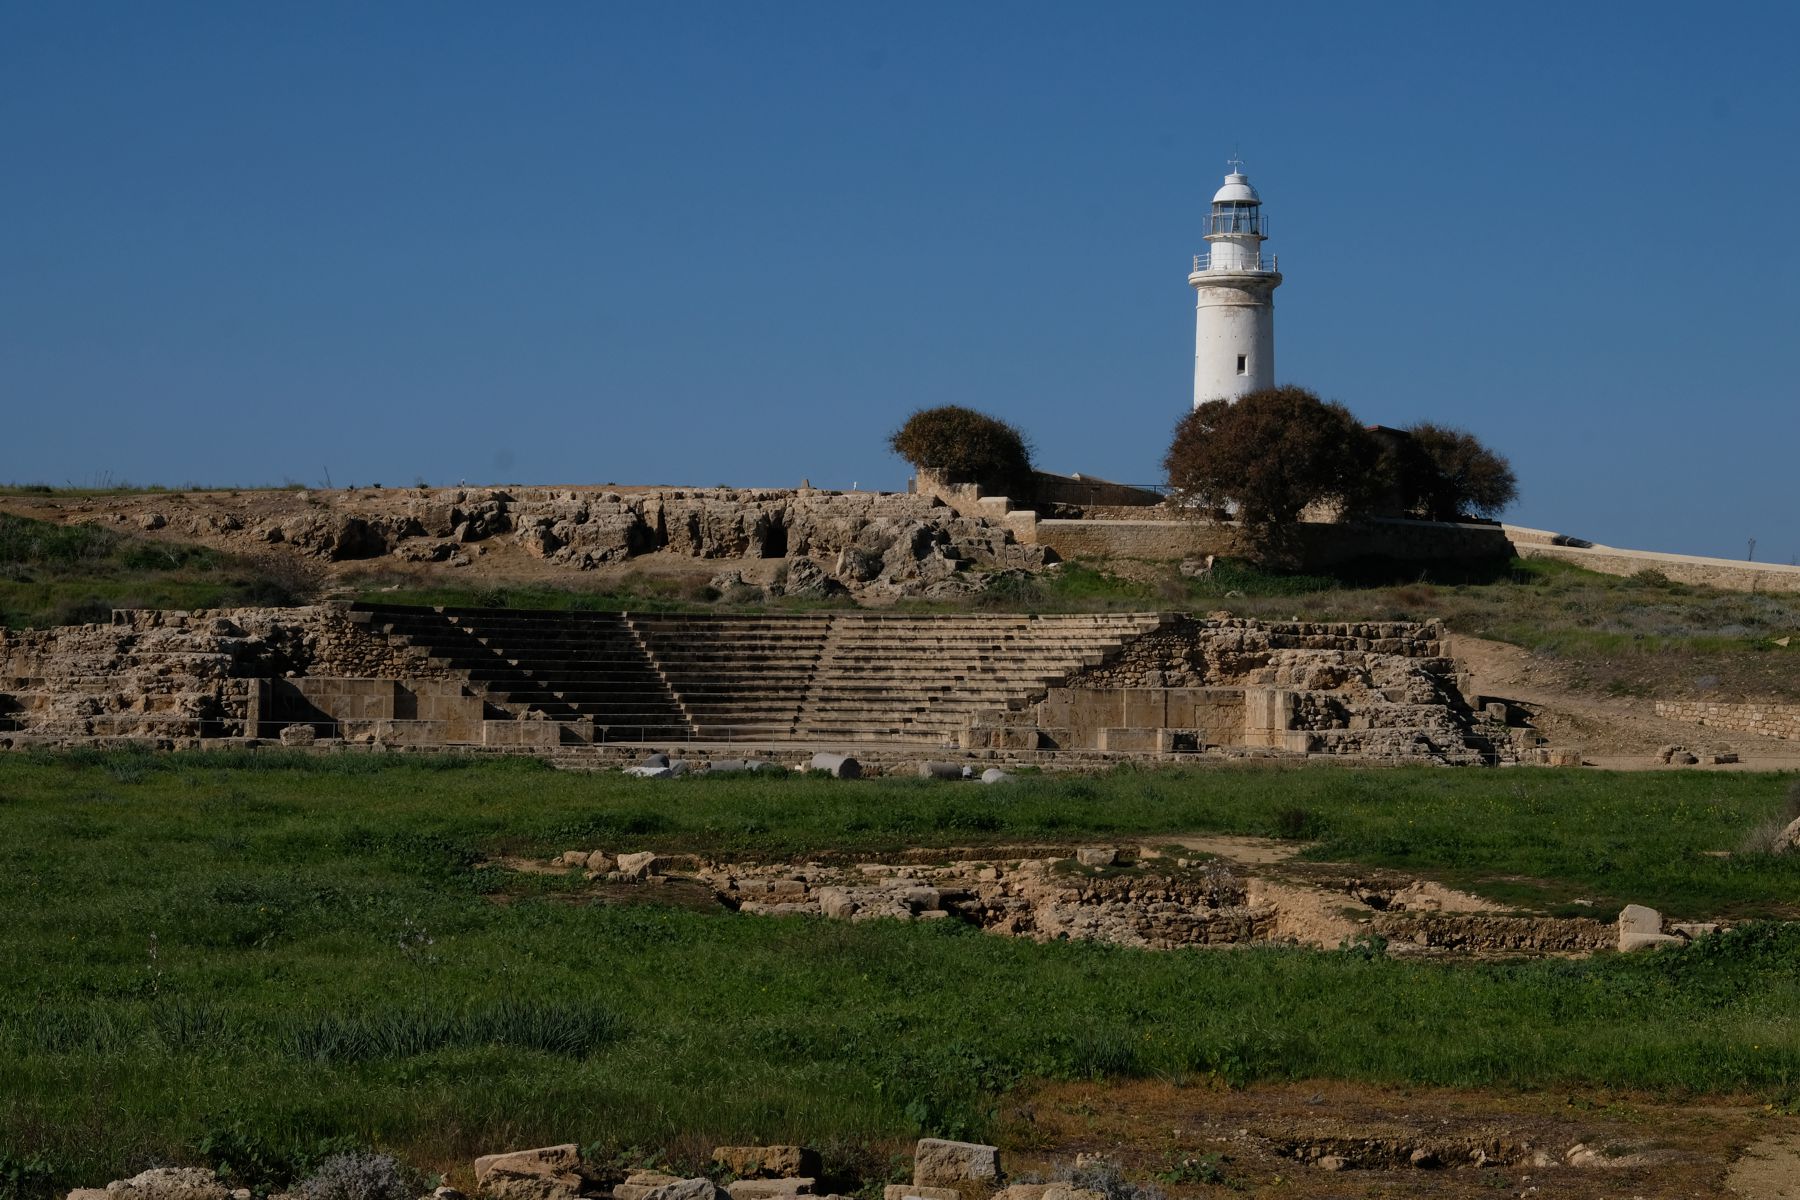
1399;422;1519;520
889;405;1033;486
1163;386;1380;534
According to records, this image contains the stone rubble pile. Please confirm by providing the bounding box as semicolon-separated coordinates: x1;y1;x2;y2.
689;850;1269;949
465;1138;1006;1200
549;846;1734;959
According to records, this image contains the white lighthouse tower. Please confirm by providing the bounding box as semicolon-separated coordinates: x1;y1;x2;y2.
1189;162;1282;407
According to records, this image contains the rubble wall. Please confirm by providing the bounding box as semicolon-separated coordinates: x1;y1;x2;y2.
1012;617;1480;762
0;606;440;740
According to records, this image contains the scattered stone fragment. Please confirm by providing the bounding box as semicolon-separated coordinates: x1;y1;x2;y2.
809;753;862;779
815;887;857;919
1773;816;1800;854
913;1139;1001;1188
279;723;317;747
616;851;664;879
1314;1156;1347;1172
979;768;1016;785
1075;847;1117;868
724;1182;813;1200
614;1174;683;1200
883;1187;962;1200
991;1186;1047;1200
1617;904;1661;935
713;1148;821;1181
622;766;673;779
918;761;964;780
1617;903;1682;952
637;1181;725;1200
473;1145;585;1200
98;1169;229;1200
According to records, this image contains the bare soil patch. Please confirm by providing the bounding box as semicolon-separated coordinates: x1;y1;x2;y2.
1453;633;1800;764
999;1078;1797;1198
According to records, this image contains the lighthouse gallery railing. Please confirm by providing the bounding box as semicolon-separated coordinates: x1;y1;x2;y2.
1192;251;1280;273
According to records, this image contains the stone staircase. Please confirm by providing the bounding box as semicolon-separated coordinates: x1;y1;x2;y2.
793;612;1173;744
626;613;833;741
348;604;693;740
351;605;1173;746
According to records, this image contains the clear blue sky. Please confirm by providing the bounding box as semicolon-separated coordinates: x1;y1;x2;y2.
3;2;1796;559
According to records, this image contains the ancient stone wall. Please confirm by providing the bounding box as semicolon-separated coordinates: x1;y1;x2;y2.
1067;617;1449;688
1653;700;1800;742
1003;616;1479;762
0;606;440;740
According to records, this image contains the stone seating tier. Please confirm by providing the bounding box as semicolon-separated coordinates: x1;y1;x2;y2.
349;603;1174;745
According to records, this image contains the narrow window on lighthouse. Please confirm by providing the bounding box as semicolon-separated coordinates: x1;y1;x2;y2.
1235;354;1247;375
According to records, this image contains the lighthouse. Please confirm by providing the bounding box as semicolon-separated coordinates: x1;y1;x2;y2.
1189;162;1282;407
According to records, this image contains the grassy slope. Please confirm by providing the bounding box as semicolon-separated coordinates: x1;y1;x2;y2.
2;755;1798;1189
0;515;302;629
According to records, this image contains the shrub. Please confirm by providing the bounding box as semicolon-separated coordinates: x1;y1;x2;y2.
298;1153;413;1200
1399;422;1518;520
1053;1161;1165;1200
889;406;1033;487
1163;387;1380;539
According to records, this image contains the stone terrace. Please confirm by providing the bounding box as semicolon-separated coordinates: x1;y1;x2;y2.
352;604;1171;746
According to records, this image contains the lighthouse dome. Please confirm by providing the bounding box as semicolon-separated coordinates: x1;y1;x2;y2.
1212;172;1260;204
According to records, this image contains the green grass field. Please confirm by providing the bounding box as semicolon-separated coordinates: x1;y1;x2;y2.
3;753;1798;1195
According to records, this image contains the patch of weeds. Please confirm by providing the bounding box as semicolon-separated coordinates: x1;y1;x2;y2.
0;1151;63;1200
1156;1153;1230;1187
1272;806;1322;840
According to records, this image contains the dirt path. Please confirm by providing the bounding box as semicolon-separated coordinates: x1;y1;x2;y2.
1001;1079;1800;1199
1729;1135;1800;1199
1450;633;1800;766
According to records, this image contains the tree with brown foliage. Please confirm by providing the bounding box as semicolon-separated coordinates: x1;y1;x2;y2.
889;405;1034;487
1163;386;1380;538
1400;422;1519;520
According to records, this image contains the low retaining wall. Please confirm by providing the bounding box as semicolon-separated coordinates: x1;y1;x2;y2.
1517;542;1800;594
1023;514;1514;568
1653;700;1800;742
